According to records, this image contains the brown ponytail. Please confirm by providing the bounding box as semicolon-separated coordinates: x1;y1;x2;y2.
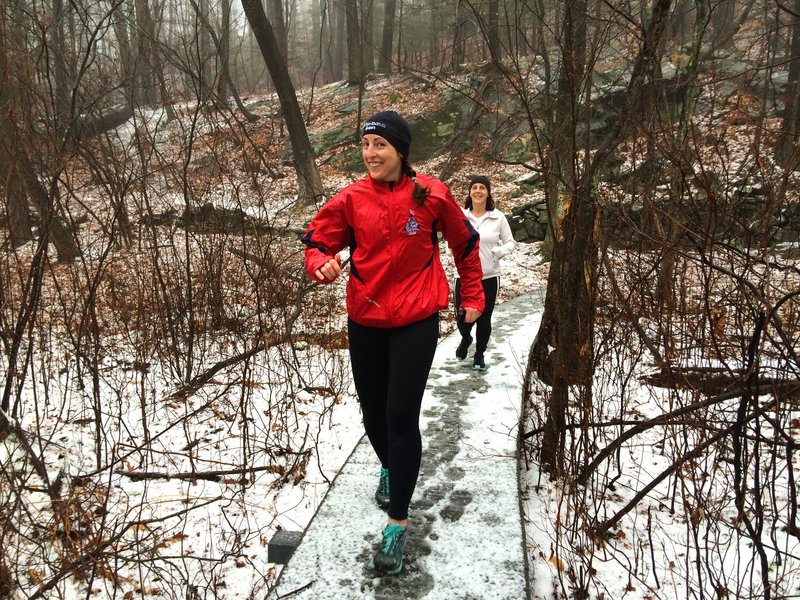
402;160;429;205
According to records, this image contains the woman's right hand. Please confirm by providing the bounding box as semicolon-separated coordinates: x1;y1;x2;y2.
314;254;342;282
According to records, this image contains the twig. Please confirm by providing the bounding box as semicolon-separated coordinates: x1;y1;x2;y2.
116;454;308;482
593;397;777;535
576;382;799;484
30;496;222;599
276;581;315;598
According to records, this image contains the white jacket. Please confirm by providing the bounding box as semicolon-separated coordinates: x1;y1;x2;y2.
463;208;516;279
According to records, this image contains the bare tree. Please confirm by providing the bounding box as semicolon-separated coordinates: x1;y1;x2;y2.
487;0;501;61
778;0;800;170
379;0;398;73
333;0;347;80
267;0;289;61
362;0;375;74
712;0;736;49
50;0;72;133
0;23;33;248
217;0;232;100
345;0;363;84
532;0;676;474
241;0;325;203
135;0;160;106
188;0;257;119
451;0;468;69
0;111;78;263
312;0;339;82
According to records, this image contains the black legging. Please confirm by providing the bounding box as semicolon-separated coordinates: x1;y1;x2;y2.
454;276;499;355
347;313;439;521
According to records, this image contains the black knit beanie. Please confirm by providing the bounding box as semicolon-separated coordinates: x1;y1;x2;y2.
469;175;492;196
361;111;412;159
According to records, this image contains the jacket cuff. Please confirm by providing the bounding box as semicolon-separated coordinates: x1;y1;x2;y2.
306;253;330;281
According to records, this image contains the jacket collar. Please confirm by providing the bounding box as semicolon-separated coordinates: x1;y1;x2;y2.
467;208;500;219
367;174;410;191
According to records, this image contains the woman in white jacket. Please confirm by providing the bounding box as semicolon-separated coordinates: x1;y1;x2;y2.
454;175;516;370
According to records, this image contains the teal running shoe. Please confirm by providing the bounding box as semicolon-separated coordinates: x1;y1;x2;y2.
369;523;407;575
375;467;390;510
473;354;486;371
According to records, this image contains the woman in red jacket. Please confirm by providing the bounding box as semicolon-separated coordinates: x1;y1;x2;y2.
303;110;484;576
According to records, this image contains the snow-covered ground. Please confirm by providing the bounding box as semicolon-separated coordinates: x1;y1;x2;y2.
0;237;544;598
268;292;542;599
2;74;799;598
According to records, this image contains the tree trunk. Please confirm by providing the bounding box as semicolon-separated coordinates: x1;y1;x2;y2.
241;0;325;204
488;0;501;62
345;0;362;84
216;0;231;101
378;0;397;73
0;26;34;247
0;100;78;261
20;164;80;262
537;0;588;473
74;106;134;141
539;0;585;261
191;0;256;119
361;0;374;75
151;16;178;122
669;0;694;42
267;0;289;61
451;0;466;68
199;0;213;100
778;0;800;170
50;0;71;135
654;0;709;314
313;0;333;82
113;4;135;106
0;188;33;248
535;0;675;475
332;0;346;80
135;0;158;107
712;0;736;49
2;165;33;248
398;0;405;71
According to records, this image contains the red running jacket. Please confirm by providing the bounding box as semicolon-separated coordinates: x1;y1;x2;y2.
303;173;485;328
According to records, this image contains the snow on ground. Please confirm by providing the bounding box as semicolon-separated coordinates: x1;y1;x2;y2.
0;221;545;599
269;293;541;599
3;72;799;598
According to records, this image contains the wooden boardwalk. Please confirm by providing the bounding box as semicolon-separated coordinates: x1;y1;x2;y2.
266;293;543;600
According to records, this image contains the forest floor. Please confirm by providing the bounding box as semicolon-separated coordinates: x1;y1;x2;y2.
2;66;799;599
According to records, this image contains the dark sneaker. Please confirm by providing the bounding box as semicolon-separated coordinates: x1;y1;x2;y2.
473;354;486;371
369;523;408;575
456;335;473;359
375;467;390;510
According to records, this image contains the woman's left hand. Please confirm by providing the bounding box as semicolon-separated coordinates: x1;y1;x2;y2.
461;306;482;323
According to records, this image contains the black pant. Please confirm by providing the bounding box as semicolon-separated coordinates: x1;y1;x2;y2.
347;313;439;521
454;276;499;355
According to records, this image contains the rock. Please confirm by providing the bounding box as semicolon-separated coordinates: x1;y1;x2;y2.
268;530;303;564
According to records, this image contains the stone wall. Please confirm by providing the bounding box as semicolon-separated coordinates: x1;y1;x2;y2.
506;187;800;248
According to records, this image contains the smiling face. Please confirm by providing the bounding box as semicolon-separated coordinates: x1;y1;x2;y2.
469;182;489;209
362;134;403;182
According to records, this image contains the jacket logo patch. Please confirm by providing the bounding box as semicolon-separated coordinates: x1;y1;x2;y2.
404;211;420;236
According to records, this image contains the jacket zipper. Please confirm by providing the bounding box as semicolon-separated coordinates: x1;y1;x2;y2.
387;180;397;327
